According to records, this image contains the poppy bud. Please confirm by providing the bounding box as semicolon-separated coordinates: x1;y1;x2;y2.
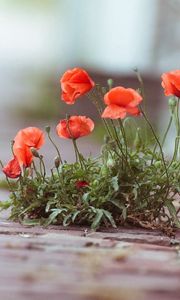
45;126;51;134
107;78;113;90
54;156;60;168
31;147;40;158
104;135;110;144
168;97;177;109
154;161;161;168
11;140;15;147
106;158;115;168
134;128;142;150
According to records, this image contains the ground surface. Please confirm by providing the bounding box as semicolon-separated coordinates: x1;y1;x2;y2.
0;203;180;300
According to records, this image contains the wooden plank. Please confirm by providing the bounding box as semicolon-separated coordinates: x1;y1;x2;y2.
0;219;180;300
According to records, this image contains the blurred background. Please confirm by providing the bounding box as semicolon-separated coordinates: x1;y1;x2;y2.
0;0;180;173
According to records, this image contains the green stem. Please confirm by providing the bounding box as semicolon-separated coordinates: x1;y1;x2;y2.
134;68;147;114
65;116;85;168
161;115;173;148
141;108;170;189
87;90;113;139
32;161;40;179
118;119;128;161
168;98;180;165
72;138;78;163
173;98;180;160
47;132;63;164
169;136;180;166
151;115;173;165
39;156;46;179
134;68;149;144
72;139;85;169
50;168;55;180
109;120;126;167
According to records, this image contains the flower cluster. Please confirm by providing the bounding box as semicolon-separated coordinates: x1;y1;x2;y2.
1;67;180;233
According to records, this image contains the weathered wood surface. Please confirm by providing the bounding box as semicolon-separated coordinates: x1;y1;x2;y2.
0;217;180;300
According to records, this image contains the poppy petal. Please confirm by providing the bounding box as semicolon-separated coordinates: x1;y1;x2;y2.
60;68;95;104
101;104;126;119
3;157;21;179
56;116;94;139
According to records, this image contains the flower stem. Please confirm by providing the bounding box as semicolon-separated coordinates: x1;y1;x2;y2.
161;115;173;148
39;156;46;179
141;108;170;188
173;98;180;160
87;90;113;138
118;119;128;161
72;138;78;163
73;139;86;169
47;130;63;164
167;98;180;166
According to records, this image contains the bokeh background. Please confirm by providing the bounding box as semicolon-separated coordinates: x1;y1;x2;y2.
0;0;180;171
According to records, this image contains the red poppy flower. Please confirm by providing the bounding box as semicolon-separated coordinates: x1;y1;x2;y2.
60;68;95;104
75;180;89;189
14;127;45;149
13;145;33;168
13;127;45;167
101;87;142;119
2;156;21;179
161;70;180;98
56;116;94;139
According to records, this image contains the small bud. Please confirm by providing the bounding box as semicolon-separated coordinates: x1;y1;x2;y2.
102;87;107;94
107;78;113;90
106;158;115;168
66;114;70;120
134;128;142;150
54;156;60;168
104;135;110;144
168;97;177;109
133;67;138;73
154;161;161;168
45;126;51;134
31;147;40;158
11;140;15;147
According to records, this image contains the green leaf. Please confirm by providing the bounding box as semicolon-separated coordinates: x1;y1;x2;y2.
18;202;40;217
0;200;12;210
45;208;67;226
109;199;125;210
82;192;90;202
102;209;117;228
45;199;57;213
111;176;119;192
91;209;104;230
165;200;180;228
72;210;80;223
122;207;127;220
21;219;41;226
132;187;138;201
63;213;72;227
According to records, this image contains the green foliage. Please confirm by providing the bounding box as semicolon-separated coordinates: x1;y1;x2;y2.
0;179;17;190
2;138;179;232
